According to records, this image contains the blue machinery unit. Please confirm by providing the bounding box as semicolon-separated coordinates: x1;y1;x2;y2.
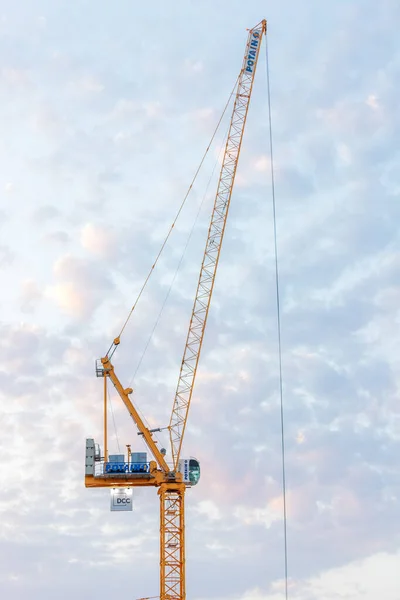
85;438;200;485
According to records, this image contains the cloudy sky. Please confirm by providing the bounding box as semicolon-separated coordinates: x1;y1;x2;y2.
1;1;400;599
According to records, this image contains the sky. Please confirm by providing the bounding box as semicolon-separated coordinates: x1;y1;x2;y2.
1;0;400;599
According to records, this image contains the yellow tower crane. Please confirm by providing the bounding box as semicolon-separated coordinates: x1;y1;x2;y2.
85;19;267;600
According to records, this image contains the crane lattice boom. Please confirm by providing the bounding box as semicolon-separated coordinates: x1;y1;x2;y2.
169;20;267;470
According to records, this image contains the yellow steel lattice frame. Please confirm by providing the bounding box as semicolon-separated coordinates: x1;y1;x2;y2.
169;20;267;469
159;484;185;600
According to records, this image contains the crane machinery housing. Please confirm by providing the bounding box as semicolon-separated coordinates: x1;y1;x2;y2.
85;19;267;600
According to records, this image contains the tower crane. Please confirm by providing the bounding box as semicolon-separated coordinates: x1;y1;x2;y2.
85;19;267;600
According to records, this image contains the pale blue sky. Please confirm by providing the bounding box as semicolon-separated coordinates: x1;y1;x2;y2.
1;1;400;599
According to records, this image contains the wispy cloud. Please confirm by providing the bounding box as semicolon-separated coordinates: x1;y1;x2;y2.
0;1;399;599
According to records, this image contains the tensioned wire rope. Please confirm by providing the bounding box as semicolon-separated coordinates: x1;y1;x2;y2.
106;79;238;451
106;75;240;360
124;123;232;451
123;137;228;452
266;32;289;600
128;122;231;391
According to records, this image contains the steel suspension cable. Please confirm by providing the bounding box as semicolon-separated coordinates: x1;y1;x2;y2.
129;127;229;390
107;77;240;357
266;33;289;600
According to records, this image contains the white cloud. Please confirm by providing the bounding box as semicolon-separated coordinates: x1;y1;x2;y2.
226;551;400;600
366;94;379;110
254;155;271;172
80;223;116;258
20;279;42;313
46;281;88;318
68;75;104;94
336;142;352;165
45;254;113;319
184;58;204;73
1;1;399;599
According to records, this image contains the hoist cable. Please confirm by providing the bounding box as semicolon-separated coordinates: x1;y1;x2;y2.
129;125;231;390
127;125;231;452
108;76;240;357
266;33;289;600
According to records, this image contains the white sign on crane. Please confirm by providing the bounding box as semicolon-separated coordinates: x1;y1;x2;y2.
110;488;133;511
